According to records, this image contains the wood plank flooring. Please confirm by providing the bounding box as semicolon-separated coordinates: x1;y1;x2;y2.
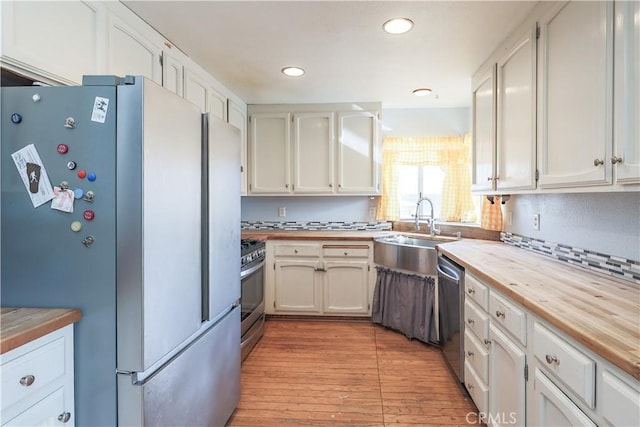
227;320;480;426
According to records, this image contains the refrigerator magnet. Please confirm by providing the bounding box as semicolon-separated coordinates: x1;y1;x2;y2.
11;144;54;208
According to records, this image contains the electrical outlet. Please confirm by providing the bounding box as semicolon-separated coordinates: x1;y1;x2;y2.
533;214;540;230
278;207;286;217
368;207;376;219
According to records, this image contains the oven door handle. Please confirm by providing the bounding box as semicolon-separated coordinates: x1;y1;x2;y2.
241;260;265;279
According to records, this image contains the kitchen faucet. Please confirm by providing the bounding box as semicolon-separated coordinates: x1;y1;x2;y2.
414;196;440;236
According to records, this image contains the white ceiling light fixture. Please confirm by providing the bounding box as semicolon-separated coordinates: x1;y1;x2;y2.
383;17;414;35
282;66;305;77
412;88;432;96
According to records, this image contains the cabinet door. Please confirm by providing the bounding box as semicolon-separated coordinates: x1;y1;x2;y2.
496;25;537;191
209;87;227;122
107;12;162;84
537;1;613;188
274;260;321;313
337;111;380;194
161;50;184;96
183;68;209;112
472;64;497;192
249;113;291;194
2;387;70;427
532;368;596;427
488;323;526;427
293;112;335;194
228;99;248;195
1;0;100;85
323;260;369;314
613;0;640;184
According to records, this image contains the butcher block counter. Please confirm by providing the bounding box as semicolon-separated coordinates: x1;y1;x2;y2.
0;307;81;354
438;239;640;381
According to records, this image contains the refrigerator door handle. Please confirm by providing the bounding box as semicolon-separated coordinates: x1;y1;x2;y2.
201;113;210;322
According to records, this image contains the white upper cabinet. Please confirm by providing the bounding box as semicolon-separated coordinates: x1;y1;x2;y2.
209;88;227;122
1;0;101;85
106;9;163;84
613;0;640;184
537;1;613;188
472;64;497;192
183;68;210;113
248;113;292;194
161;49;184;96
293;112;335;194
228;99;248;195
337;110;381;194
496;24;537;191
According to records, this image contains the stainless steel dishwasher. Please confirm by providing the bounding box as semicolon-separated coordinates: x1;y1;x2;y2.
437;255;464;383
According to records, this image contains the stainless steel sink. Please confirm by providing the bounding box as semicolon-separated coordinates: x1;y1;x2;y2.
373;234;441;275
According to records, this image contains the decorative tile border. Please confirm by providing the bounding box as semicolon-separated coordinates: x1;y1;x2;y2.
501;232;640;285
241;220;393;231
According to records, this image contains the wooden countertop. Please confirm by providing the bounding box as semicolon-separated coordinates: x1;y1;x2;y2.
241;230;397;241
1;307;82;355
437;239;640;381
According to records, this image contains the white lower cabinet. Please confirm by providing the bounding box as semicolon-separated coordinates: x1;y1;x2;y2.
601;369;640;427
266;241;374;316
488;323;526;426
532;368;596;427
1;325;75;426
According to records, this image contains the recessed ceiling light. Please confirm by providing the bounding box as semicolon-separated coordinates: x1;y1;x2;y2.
282;66;305;77
383;18;414;35
413;88;432;97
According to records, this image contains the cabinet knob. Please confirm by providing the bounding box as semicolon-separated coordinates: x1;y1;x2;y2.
545;354;559;365
466;383;474;390
487;177;493;181
467;288;475;295
329;183;333;188
467;350;474;358
611;156;623;164
19;375;35;386
338;184;342;188
58;412;71;423
483;339;491;346
593;158;604;166
495;310;505;319
294;249;298;254
467;318;474;325
344;252;348;256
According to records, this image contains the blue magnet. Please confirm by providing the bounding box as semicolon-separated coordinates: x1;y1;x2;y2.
87;172;96;182
11;113;22;124
73;188;84;199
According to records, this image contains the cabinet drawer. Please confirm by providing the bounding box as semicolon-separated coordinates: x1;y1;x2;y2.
601;370;640;427
464;329;489;384
2;386;68;427
465;273;489;310
1;335;67;412
533;322;595;408
489;291;526;346
322;245;369;258
464;360;488;415
274;243;320;257
464;299;489;342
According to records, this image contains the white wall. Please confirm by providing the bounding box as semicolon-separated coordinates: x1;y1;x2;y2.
382;107;470;137
505;192;640;261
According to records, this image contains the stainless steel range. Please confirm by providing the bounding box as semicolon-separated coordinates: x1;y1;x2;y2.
240;239;266;361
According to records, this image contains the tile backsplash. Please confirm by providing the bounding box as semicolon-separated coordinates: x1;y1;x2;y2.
241;221;392;231
501;232;640;284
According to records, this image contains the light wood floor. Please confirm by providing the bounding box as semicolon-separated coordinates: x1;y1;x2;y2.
227;320;480;426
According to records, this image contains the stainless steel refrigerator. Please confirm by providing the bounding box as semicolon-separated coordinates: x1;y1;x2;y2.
1;75;241;426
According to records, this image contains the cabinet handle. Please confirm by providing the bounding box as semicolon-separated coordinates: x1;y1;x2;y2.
58;412;71;423
338;184;342;188
344;252;348;256
329;183;333;188
467;288;475;295
314;267;326;272
487;177;493;181
593;158;604;166
483;339;491;346
545;354;559;365
19;375;35;387
611;156;623;164
467;350;474;358
466;383;474;390
495;310;505;319
467;318;474;325
294;249;298;254
285;184;289;188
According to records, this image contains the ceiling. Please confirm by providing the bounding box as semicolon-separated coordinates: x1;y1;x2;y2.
123;1;537;109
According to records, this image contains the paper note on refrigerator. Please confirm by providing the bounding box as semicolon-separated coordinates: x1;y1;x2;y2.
11;144;54;208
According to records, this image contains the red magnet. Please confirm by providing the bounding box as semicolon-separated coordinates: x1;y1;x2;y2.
77;169;87;179
83;210;95;221
57;144;69;154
